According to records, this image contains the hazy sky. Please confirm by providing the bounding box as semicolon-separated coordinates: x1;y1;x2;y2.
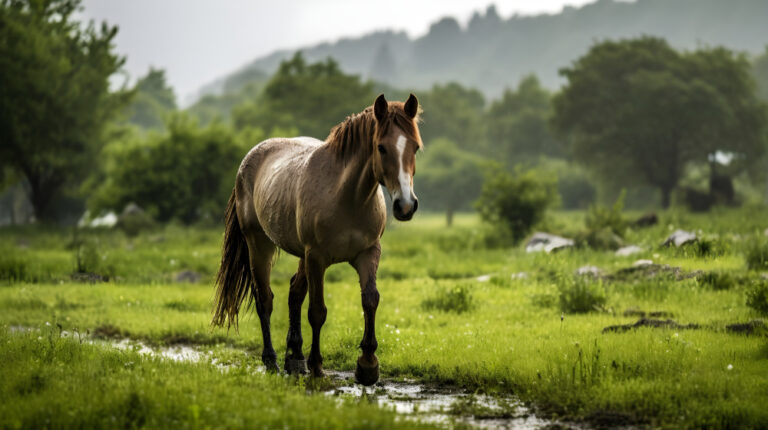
80;0;596;103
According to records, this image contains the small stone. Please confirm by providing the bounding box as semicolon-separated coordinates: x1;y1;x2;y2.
615;245;644;257
525;232;574;253
175;270;202;283
576;265;602;277
476;274;491;282
662;229;697;247
510;272;528;280
632;259;654;267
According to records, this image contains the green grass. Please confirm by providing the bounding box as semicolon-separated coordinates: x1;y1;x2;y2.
1;209;768;428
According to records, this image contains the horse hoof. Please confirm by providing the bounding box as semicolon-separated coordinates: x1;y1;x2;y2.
355;356;379;386
284;358;307;375
263;358;280;373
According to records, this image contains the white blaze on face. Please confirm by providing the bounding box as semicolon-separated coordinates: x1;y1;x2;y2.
392;134;414;209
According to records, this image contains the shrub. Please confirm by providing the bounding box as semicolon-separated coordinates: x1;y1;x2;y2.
421;285;474;313
0;253;28;283
476;165;559;244
697;271;736;291
746;281;768;316
585;190;627;238
745;236;768;271
558;276;607;313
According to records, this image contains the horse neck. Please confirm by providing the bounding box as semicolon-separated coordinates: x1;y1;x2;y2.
325;114;380;204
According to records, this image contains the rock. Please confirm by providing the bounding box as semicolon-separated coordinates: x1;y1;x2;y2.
634;213;658;228
510;272;528;280
78;211;118;228
525;232;574;253
603;318;699;333
476;274;491;282
576;265;602;277
662;229;697;247
122;202;145;216
764;228;768;237
632;259;654;267
615;245;644;257
725;320;765;335
175;270;202;283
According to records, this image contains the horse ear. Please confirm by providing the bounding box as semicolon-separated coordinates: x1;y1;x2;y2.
404;93;418;118
374;94;388;122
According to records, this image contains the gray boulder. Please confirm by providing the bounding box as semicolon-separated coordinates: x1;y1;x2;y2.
662;229;697;247
525;232;574;253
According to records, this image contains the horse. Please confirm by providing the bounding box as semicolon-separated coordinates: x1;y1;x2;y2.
211;94;422;385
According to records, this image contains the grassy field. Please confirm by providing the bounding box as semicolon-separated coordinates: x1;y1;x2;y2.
1;209;767;429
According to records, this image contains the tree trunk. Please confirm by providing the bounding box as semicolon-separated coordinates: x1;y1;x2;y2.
660;186;672;209
446;208;454;227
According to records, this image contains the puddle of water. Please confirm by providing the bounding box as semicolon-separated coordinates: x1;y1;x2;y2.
8;326;567;429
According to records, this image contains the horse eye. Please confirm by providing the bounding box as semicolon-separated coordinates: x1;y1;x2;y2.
377;144;386;155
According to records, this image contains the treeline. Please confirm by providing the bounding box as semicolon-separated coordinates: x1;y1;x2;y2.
2;0;768;227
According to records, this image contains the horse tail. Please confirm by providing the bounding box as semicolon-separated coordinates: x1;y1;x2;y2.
212;189;252;330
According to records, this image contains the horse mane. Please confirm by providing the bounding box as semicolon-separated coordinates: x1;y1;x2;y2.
326;102;422;159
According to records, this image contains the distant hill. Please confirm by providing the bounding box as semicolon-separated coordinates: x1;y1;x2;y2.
193;0;768;101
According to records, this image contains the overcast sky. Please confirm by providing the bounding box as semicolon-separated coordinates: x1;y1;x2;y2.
80;0;596;103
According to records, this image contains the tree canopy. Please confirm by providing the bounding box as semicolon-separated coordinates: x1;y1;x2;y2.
123;68;177;130
553;37;768;208
0;0;127;221
232;52;375;138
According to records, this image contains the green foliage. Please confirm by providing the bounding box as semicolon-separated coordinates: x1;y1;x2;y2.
486;75;563;165
421;284;474;313
232;52;375;138
92;115;246;224
416;139;485;226
0;250;27;283
697;271;736;291
585;190;628;238
418;82;485;151
558;276;607;313
476;165;559;244
744;236;768;271
553;37;768;208
746;281;768;315
123;68;177;130
0;0;128;221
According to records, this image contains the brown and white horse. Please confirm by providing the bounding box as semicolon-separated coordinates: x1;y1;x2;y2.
212;94;421;385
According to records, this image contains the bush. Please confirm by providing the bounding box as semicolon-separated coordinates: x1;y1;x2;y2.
746;281;768;316
558;276;607;313
585;190;627;238
421;285;474;313
476;165;559;244
697;271;736;291
745;236;768;271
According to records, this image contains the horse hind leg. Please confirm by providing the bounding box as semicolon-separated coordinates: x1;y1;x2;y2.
284;259;308;374
242;225;278;372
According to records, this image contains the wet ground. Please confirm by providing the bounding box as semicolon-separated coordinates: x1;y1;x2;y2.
10;326;572;429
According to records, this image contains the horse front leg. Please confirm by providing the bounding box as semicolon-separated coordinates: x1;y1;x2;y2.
305;250;328;377
352;243;381;386
284;259;308;374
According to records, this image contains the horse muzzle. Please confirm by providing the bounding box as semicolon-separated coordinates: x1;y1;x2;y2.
393;197;418;221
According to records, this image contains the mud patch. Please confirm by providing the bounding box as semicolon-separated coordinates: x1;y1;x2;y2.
726;320;765;336
603;318;700;333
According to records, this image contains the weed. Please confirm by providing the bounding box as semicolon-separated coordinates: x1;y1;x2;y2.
698;271;736;291
744;236;768;270
421;284;474;313
746;281;768;316
558;276;607;313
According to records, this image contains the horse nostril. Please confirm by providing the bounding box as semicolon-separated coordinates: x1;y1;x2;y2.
393;199;402;214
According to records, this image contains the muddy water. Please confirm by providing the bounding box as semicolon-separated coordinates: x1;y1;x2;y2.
10;327;567;429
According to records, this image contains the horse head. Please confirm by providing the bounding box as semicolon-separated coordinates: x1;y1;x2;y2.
372;93;421;221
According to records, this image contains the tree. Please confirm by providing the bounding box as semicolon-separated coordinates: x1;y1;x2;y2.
123;68;177;130
232;52;375;138
0;0;127;221
754;46;768;102
553;37;768;208
418;82;486;152
486;75;563;166
416;139;484;226
91;115;246;224
475;165;559;244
